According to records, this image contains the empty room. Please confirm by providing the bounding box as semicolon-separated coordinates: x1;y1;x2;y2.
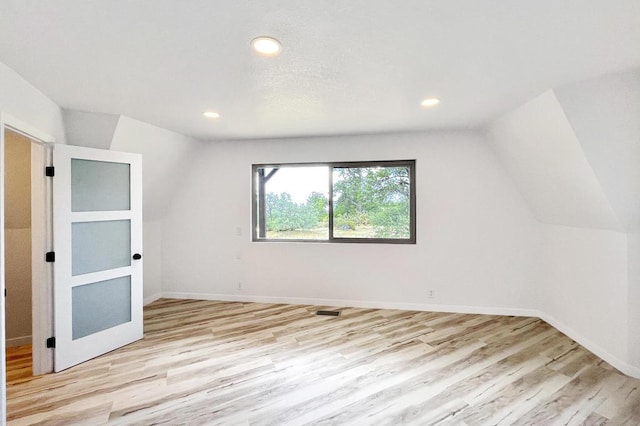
1;1;639;424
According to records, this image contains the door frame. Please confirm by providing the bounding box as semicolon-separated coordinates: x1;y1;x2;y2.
1;112;56;422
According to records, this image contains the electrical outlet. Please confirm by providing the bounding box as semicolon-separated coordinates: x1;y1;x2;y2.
237;282;242;291
235;227;242;236
427;289;435;299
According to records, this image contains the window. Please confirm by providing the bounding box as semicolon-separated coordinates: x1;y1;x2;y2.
252;160;416;243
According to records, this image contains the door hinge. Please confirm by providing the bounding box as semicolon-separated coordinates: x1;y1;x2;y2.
45;166;55;177
46;337;56;348
45;252;55;262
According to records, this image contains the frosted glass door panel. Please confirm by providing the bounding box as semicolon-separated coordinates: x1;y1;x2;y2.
72;220;131;276
71;159;130;212
72;276;132;340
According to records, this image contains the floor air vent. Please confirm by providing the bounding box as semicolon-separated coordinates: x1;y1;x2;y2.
316;310;341;317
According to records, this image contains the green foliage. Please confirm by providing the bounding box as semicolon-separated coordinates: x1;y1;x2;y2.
265;192;328;232
306;192;329;224
370;202;410;238
333;166;410;238
334;212;368;231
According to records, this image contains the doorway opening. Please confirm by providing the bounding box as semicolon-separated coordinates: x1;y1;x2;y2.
3;126;53;384
4;129;34;382
1;117;56;421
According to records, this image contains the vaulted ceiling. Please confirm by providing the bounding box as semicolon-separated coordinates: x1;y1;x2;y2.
1;0;639;140
488;68;640;233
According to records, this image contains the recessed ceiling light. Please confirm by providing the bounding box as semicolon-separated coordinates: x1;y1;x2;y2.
251;36;282;56
203;111;220;119
421;98;441;107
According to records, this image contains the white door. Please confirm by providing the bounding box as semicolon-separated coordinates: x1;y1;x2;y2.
52;144;143;372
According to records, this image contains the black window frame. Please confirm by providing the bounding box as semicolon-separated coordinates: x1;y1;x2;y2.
252;160;416;244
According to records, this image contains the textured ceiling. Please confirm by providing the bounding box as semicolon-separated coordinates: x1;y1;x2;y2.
0;0;639;140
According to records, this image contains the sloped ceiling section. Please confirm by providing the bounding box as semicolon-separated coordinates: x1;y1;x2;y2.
110;116;203;221
62;109;119;150
554;69;640;233
485;90;621;231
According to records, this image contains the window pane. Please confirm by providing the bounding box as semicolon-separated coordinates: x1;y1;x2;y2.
256;166;329;240
333;166;411;239
253;161;415;243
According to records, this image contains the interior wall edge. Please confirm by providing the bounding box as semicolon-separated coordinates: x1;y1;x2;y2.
538;310;640;379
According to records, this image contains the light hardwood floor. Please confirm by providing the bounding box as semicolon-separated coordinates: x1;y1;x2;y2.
5;298;640;425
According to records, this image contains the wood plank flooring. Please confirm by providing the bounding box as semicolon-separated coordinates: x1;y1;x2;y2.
5;298;640;425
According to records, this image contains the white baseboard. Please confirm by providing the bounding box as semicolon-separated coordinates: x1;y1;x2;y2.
6;335;31;348
143;293;163;306
162;291;539;318
158;291;640;379
536;311;640;379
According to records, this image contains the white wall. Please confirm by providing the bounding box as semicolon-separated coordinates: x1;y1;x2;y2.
161;131;540;313
539;225;630;370
143;220;163;302
0;62;65;143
